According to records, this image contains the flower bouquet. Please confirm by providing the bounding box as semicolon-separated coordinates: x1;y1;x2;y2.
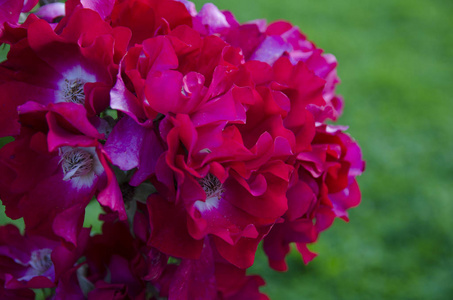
0;0;365;299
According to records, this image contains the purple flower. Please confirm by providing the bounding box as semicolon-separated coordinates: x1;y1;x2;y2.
0;224;89;291
0;102;126;245
0;0;38;31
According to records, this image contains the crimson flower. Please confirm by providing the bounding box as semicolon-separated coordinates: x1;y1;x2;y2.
0;224;89;295
0;0;364;298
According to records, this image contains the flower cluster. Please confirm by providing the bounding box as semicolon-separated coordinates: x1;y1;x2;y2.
0;0;364;299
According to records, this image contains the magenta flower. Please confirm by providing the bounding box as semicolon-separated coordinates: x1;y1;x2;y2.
156;238;268;300
35;2;65;23
108;26;293;268
0;224;89;293
0;102;126;245
0;7;128;137
191;6;343;122
0;0;365;298
263;124;365;270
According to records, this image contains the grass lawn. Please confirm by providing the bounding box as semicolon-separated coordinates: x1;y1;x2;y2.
1;0;453;298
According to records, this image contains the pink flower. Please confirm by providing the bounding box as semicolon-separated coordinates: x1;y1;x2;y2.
0;102;126;245
263;124;365;270
0;7;129;137
156;237;268;300
53;209;167;299
190;5;343;122
0;0;365;298
109;26;298;268
0;224;89;292
35;2;65;23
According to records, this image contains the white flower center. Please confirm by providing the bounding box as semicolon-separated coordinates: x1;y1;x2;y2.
61;78;86;104
29;248;53;275
59;146;104;189
57;66;97;105
194;174;223;212
60;148;94;180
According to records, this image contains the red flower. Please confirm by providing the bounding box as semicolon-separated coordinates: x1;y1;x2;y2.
0;102;126;245
263;124;365;270
0;224;89;292
0;0;365;298
0;7;129;137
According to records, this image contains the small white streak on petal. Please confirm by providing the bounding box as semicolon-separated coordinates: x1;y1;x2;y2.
194;196;220;213
70;172;95;190
199;148;212;154
62;166;80;181
59;146;104;190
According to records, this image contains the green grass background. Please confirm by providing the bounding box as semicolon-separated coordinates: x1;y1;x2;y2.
2;0;453;299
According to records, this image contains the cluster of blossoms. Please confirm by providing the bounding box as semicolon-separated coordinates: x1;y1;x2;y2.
0;0;365;299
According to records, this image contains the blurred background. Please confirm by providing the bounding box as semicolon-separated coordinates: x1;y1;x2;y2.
1;0;453;299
